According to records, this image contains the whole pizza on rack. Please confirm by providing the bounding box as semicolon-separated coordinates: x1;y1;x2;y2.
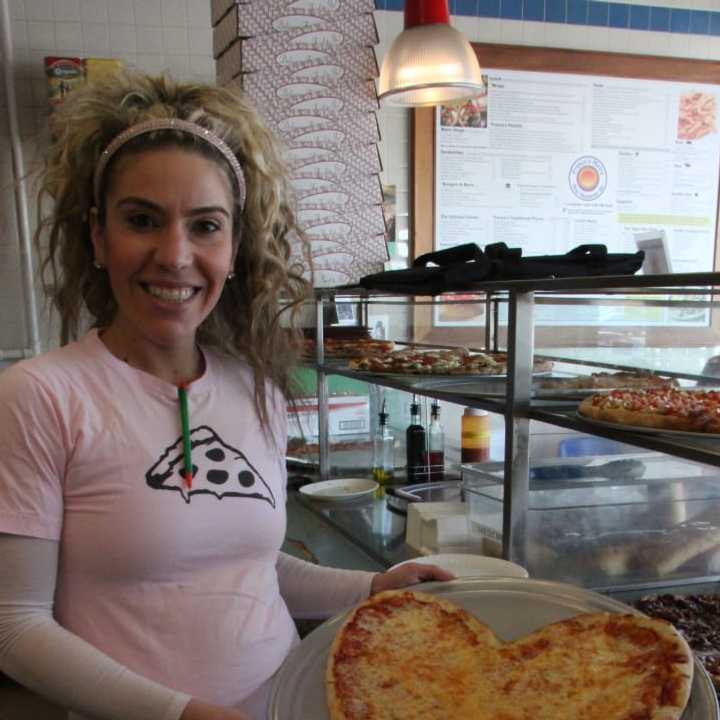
347;347;553;375
578;388;720;433
325;589;693;720
538;371;679;391
303;337;395;359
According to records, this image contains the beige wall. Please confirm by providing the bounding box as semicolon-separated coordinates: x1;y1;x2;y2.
0;0;215;357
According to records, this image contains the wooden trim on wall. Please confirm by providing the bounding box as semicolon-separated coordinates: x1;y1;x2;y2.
468;44;720;83
410;107;435;261
411;106;436;262
411;43;720;349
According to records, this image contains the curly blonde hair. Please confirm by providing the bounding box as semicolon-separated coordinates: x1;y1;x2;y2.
37;70;312;428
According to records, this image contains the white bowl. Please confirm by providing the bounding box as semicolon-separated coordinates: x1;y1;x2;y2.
390;553;528;579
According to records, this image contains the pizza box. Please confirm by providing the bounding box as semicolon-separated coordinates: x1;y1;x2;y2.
290;395;369;439
405;501;467;553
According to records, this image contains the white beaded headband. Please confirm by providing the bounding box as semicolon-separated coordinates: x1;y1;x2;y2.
93;117;246;210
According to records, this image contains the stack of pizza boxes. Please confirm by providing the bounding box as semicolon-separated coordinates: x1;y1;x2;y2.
211;0;388;286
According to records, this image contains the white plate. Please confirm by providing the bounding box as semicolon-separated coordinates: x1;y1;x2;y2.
298;478;378;502
576;411;720;438
389;553;528;579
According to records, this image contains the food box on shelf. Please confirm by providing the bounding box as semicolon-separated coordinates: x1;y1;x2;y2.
461;453;720;589
405;501;468;554
291;395;370;439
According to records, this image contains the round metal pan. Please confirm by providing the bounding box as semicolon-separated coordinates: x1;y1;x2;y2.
267;577;718;720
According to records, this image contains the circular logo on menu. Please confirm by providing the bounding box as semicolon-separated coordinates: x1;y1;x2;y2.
568;156;608;201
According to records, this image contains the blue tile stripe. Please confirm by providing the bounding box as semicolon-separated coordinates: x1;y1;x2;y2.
374;0;720;35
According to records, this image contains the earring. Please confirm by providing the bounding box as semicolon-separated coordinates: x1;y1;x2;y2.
227;272;235;280
93;261;104;270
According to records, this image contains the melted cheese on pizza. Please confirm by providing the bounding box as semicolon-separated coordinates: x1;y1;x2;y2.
326;591;693;720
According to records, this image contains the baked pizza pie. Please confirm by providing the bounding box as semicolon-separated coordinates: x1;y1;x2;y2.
579;388;720;433
538;371;678;391
326;590;693;720
348;347;553;375
304;337;395;359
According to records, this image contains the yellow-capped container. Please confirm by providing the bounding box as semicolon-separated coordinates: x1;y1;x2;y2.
461;407;490;463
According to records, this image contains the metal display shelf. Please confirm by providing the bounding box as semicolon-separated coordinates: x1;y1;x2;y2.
530;406;720;467
307;272;720;583
313;271;720;296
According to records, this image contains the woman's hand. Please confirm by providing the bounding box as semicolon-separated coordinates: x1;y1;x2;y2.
179;698;250;720
370;562;454;595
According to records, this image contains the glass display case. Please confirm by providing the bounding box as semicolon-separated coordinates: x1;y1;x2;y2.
298;271;720;592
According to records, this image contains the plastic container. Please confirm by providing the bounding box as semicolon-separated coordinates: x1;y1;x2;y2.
460;407;490;463
461;455;720;588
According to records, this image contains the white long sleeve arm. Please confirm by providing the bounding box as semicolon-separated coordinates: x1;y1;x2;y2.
276;551;375;619
0;533;191;720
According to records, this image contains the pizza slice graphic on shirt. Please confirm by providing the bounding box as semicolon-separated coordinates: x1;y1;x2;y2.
146;425;276;507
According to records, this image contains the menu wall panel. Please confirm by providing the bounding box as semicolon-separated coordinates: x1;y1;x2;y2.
412;44;720;346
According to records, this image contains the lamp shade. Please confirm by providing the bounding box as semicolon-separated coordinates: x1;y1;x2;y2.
378;0;483;107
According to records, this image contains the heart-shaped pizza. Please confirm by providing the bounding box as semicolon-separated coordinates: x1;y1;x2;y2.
326;590;693;720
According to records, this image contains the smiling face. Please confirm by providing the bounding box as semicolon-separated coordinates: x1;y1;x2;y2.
90;147;236;357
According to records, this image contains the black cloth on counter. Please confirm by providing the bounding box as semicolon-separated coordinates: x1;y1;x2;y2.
358;242;645;294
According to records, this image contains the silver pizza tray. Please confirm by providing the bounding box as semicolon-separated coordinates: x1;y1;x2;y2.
267;577;718;720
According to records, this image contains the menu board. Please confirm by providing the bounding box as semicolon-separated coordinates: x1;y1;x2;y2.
434;68;720;327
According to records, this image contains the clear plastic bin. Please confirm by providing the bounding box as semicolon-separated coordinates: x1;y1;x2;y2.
461;454;720;589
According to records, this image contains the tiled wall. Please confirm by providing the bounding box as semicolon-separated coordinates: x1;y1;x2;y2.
0;0;215;353
377;0;720;37
1;1;719;353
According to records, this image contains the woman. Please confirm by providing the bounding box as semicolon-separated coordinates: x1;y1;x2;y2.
0;72;450;720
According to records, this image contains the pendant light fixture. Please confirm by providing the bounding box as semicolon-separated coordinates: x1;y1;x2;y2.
378;0;484;107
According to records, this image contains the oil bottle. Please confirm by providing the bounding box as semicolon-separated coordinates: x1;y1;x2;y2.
405;396;426;483
426;401;445;482
372;403;395;496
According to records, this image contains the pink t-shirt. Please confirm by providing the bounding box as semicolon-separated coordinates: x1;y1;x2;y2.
0;330;297;708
